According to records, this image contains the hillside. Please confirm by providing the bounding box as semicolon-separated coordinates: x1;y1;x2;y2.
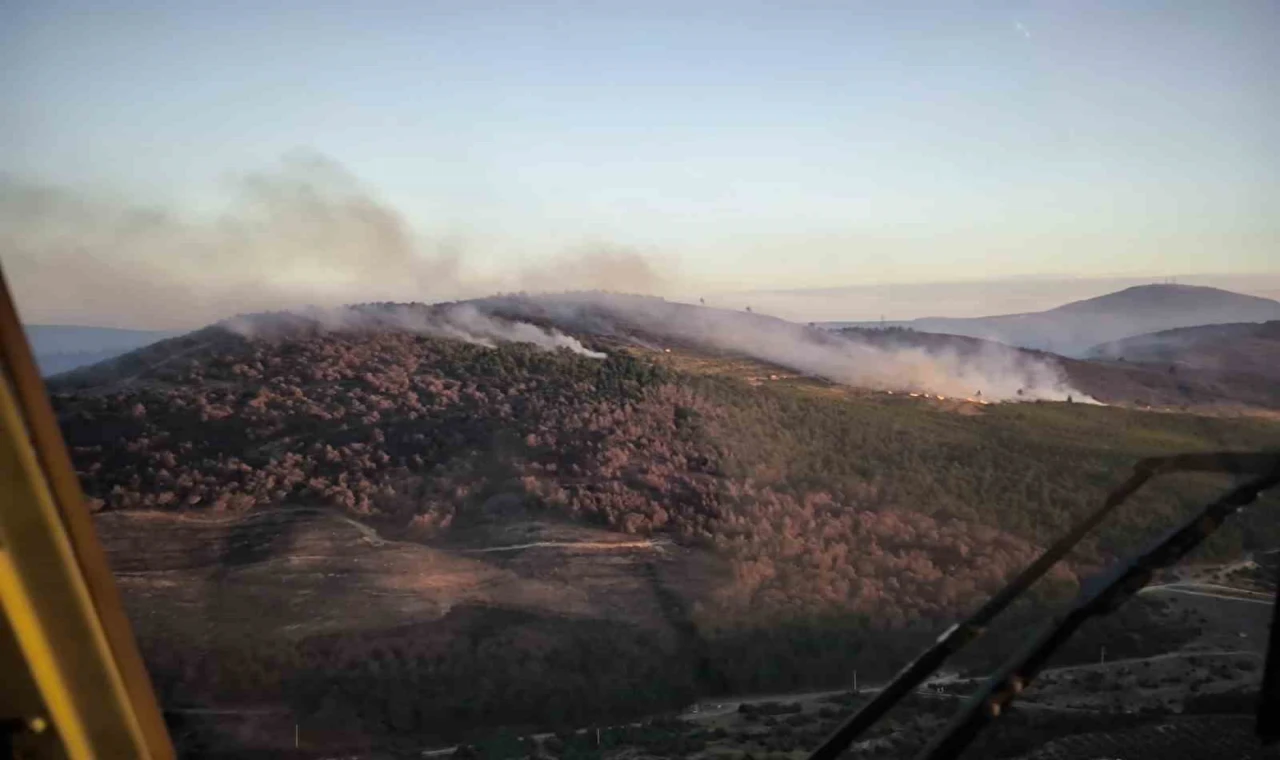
826;284;1280;356
48;298;1280;753
1088;321;1280;378
838;326;1280;412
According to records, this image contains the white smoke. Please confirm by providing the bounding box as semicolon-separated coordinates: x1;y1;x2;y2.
474;293;1094;402
423;304;605;358
4;153;1092;397
221;302;605;359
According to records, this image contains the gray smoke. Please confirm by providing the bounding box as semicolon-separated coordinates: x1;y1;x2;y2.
0;152;666;329
4;152;1092;399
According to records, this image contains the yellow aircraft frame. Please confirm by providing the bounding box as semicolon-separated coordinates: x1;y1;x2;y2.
0;267;174;759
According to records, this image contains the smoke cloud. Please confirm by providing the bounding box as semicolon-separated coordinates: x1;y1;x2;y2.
4;152;1090;399
0;152;667;329
473;293;1093;401
222;302;605;359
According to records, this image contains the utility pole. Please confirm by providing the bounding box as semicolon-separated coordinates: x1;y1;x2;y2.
1100;645;1106;665
853;669;858;694
295;723;299;749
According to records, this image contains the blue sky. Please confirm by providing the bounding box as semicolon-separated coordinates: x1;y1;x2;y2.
2;0;1278;322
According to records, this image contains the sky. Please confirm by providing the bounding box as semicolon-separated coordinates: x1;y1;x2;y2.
2;0;1278;327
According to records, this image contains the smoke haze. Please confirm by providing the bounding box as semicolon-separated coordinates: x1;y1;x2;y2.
0;152;667;329
0;152;1112;399
213;293;1088;400
475;293;1092;401
223;302;605;359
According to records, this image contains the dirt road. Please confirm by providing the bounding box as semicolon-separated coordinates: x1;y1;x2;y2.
461;538;671;554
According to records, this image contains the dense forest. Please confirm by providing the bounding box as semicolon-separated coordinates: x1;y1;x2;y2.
49;311;1280;750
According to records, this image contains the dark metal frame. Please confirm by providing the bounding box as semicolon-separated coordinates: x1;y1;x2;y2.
807;452;1280;760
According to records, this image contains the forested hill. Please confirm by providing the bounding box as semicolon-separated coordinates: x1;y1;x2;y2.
48;302;1280;747
1088;320;1280;379
53;304;1280;563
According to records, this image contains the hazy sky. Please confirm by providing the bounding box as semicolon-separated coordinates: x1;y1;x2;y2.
2;0;1278;325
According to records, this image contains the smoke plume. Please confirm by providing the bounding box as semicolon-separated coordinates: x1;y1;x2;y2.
221;302;605;359
0;152;666;329
474;293;1093;401
4;153;1090;399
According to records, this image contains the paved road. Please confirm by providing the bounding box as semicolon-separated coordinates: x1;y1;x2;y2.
1013;647;1261;694
1186;581;1272;598
910;689;1103;715
1140;581;1273;606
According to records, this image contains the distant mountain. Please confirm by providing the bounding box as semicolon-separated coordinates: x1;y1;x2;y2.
826;284;1280;357
23;324;178;376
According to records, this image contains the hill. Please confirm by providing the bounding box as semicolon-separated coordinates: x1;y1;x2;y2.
24;323;176;375
826;284;1280;356
1087;321;1280;378
838;326;1280;412
47;297;1280;753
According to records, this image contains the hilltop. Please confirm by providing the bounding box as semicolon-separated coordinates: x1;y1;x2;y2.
826;284;1280;356
48;296;1280;753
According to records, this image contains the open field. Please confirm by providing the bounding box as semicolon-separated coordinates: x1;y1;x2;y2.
98;507;713;646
